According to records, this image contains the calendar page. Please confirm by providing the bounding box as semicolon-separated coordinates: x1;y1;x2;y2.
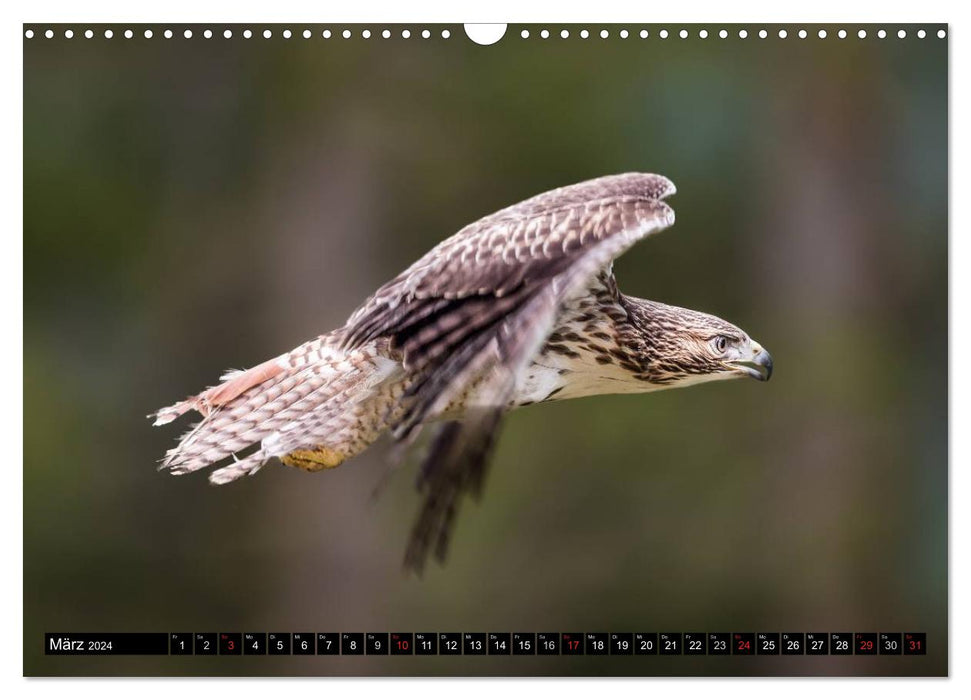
23;21;947;677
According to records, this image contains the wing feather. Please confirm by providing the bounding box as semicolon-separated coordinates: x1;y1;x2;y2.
342;173;676;351
398;197;675;572
343;173;677;573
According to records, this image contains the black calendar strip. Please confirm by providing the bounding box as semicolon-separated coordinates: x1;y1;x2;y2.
45;632;927;656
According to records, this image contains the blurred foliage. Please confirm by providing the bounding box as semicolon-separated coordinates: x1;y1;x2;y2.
24;24;946;676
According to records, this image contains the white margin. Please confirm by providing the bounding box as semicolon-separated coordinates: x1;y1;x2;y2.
3;1;963;699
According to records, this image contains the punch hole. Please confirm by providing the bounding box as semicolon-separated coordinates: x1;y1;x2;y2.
464;24;506;45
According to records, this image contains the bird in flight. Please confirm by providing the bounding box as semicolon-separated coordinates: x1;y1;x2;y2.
152;173;772;573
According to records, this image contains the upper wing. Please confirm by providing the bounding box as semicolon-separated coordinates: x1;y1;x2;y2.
343;172;677;572
343;172;676;363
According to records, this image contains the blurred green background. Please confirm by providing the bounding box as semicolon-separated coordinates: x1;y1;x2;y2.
24;24;947;676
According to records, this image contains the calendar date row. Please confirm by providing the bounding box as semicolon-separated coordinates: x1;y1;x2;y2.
163;631;925;656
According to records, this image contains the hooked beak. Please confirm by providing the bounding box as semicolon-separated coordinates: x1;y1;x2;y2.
730;342;773;382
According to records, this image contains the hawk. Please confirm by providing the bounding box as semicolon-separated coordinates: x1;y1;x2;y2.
152;173;772;573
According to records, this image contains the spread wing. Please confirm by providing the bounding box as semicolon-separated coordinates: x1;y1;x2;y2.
343;172;677;573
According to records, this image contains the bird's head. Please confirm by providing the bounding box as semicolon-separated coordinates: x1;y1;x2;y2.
621;297;773;389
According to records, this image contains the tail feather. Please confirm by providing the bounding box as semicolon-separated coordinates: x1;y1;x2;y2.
152;334;401;484
208;450;268;485
151;399;196;427
154;336;340;475
151;356;287;428
158;366;323;474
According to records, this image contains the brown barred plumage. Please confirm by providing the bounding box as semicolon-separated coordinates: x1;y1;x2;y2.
152;173;772;574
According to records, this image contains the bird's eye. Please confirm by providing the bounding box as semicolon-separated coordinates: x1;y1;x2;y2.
712;336;729;354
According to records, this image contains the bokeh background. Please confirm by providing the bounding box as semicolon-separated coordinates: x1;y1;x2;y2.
24;24;947;676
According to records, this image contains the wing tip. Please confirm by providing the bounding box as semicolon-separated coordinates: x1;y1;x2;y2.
640;172;676;200
613;171;676;201
659;174;676;199
660;200;676;227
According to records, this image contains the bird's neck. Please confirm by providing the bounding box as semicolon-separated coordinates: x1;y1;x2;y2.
511;295;658;406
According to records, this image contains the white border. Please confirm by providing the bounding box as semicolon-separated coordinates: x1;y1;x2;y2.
4;1;962;699
18;23;951;42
